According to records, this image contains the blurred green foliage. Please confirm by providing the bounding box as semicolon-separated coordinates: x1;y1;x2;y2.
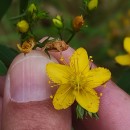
0;0;130;94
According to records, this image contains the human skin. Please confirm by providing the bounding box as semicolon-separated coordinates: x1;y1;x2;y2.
1;51;71;130
0;47;130;130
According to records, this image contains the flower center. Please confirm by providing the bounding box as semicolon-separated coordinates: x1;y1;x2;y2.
69;74;85;91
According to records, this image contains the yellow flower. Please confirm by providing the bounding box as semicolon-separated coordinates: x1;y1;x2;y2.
17;38;35;54
46;48;111;113
115;37;130;66
72;15;84;31
17;20;29;33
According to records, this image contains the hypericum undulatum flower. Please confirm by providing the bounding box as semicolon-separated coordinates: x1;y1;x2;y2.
46;48;111;113
115;37;130;66
17;20;29;33
88;0;98;10
17;38;35;54
72;15;84;31
52;15;63;29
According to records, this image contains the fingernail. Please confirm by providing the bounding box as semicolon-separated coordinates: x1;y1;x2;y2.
8;51;55;102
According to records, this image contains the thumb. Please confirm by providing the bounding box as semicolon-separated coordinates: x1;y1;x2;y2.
2;50;71;130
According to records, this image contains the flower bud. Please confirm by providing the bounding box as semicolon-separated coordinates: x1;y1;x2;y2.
52;15;63;29
88;0;98;10
28;3;37;14
17;20;29;33
72;15;84;31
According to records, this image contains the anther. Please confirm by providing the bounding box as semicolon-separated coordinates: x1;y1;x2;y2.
50;95;53;99
100;93;103;97
89;56;93;59
60;56;64;61
104;84;106;88
48;80;51;84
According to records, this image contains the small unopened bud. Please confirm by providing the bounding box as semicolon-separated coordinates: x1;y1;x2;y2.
52;15;63;29
17;20;29;33
88;0;98;10
28;3;37;14
72;15;84;31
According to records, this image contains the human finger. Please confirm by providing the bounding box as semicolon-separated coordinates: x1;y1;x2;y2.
50;47;130;130
2;50;71;130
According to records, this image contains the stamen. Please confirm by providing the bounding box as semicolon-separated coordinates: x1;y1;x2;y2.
48;80;51;84
48;80;54;84
50;95;53;99
104;84;106;88
50;84;59;87
100;93;103;97
89;55;94;67
60;56;64;61
89;56;93;59
59;56;68;65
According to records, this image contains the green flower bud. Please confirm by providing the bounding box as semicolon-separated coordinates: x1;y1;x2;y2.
17;20;29;33
28;3;37;14
52;15;63;29
88;0;98;10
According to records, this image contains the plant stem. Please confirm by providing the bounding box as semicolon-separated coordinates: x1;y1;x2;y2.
19;0;29;42
66;32;76;44
20;0;28;14
58;29;63;40
9;13;26;20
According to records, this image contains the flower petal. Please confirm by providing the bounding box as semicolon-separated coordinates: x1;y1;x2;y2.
86;67;111;88
46;63;71;84
70;48;89;74
53;84;75;109
115;54;130;66
124;37;130;53
75;88;99;113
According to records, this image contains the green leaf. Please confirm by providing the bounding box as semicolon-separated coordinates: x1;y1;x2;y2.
0;0;13;20
76;103;99;119
0;60;7;75
117;68;130;94
0;44;19;68
76;104;85;119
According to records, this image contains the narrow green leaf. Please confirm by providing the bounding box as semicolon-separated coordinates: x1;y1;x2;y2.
0;0;13;20
0;60;7;75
